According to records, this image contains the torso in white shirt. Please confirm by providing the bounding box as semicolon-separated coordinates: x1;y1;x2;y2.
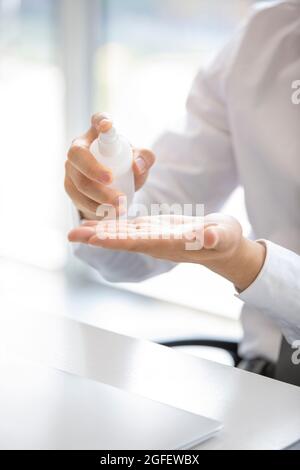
226;0;300;360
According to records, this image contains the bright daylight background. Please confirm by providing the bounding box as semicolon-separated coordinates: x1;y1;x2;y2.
0;0;260;335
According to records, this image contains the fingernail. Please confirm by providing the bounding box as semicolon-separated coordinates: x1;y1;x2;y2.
98;172;112;184
205;227;218;249
135;156;146;175
99;119;113;133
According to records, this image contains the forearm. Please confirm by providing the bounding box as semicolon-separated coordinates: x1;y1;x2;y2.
74;242;175;283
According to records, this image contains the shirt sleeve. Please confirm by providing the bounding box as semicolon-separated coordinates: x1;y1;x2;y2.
238;240;300;344
74;34;242;283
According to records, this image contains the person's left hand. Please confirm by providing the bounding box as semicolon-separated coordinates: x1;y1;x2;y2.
68;213;266;291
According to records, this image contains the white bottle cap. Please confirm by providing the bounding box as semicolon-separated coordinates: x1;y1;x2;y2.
100;126;117;144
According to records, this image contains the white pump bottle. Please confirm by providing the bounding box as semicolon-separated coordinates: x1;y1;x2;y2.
90;126;135;214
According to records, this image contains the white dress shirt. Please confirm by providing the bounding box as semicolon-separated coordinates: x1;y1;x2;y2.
74;0;300;362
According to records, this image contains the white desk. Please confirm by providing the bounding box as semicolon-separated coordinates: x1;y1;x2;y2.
1;310;300;450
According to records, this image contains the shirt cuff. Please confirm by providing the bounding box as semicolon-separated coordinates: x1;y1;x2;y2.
236;239;269;302
237;240;300;329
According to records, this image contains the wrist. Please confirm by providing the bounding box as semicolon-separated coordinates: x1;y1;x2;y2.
205;237;266;292
229;238;266;292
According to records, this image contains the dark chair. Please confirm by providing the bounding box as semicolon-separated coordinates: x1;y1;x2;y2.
158;338;241;366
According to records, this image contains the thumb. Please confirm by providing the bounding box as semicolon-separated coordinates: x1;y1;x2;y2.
133;148;156;190
204;225;231;251
133;149;156;177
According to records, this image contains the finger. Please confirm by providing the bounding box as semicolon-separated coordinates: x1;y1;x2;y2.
74;115;110;150
66;161;122;206
79;119;112;148
91;112;112;134
133;215;198;225
88;234;190;266
67;140;112;184
68;226;96;243
80;220;100;227
69;220;189;260
204;225;232;251
87;220;167;237
89;219;186;243
133;148;155;190
87;232;171;252
64;177;101;217
133;148;155;175
133;215;172;225
80;218;131;228
73;113;113;153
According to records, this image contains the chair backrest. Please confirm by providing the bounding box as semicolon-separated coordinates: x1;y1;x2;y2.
275;337;300;387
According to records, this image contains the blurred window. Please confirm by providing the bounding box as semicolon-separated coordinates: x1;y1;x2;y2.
0;0;66;269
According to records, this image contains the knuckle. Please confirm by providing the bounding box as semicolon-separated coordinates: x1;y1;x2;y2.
77;175;90;193
64;177;72;195
67;144;79;162
68;141;89;165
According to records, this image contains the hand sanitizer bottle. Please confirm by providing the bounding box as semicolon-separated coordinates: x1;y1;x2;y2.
90;122;135;216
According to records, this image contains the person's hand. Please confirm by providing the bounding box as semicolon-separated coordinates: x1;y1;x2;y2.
64;113;155;219
68;213;266;292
